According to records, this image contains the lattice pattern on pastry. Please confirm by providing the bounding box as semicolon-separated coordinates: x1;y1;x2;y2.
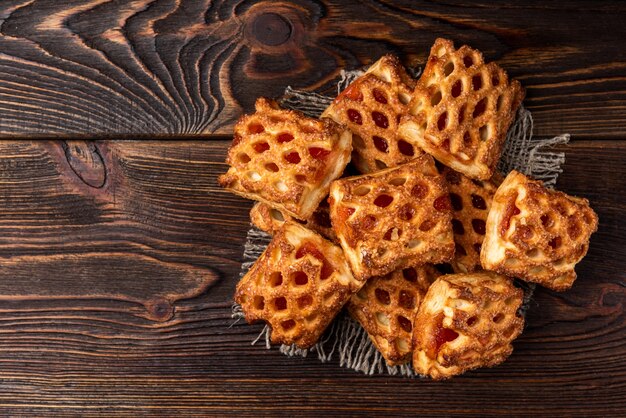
348;265;440;366
219;98;352;220
321;55;420;174
412;271;524;380
398;38;524;180
442;168;502;273
250;200;337;243
234;222;362;349
481;170;598;291
329;155;454;281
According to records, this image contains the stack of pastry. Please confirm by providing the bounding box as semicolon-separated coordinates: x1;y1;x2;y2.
220;38;598;379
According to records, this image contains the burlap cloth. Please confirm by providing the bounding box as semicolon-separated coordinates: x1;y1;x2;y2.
231;67;570;376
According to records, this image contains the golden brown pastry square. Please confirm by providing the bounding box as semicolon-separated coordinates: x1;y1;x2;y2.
234;221;362;349
329;155;455;281
398;38;524;180
443;168;502;273
219;98;352;220
321;55;420;173
481;170;598;291
412;271;524;380
348;265;440;366
249;201;337;243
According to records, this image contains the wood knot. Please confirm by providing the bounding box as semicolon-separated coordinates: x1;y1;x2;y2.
62;140;106;188
249;12;292;47
146;299;174;322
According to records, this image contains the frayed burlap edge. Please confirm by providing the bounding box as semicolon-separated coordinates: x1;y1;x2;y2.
231;67;570;377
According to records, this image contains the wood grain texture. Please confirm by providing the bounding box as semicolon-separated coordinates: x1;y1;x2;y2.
0;140;623;416
0;141;249;321
0;0;625;138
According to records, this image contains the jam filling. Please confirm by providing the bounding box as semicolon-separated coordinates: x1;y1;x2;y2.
347;109;363;125
296;242;334;280
338;82;363;102
500;194;521;236
434;195;452;211
277;133;294;143
284;151;301;164
427;313;459;359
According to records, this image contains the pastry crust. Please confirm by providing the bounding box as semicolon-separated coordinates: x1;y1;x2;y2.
219;98;352;220
398;38;524;180
321;55;420;173
329;155;455;281
348;265;440;366
442;168;502;273
250;201;337;243
412;271;524;380
481;170;598;291
234;222;363;349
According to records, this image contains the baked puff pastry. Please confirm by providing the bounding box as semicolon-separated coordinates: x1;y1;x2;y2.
219;98;352;220
250;201;337;243
412;271;524;379
398;38;524;180
234;222;362;349
321;55;420;173
329;155;455;281
481;170;598;291
442;168;502;273
348;265;440;366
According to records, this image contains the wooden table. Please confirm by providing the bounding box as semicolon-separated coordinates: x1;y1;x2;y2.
0;1;624;416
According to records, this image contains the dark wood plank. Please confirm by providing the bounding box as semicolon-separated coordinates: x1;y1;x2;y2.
0;1;625;138
0;140;623;415
0;140;249;321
